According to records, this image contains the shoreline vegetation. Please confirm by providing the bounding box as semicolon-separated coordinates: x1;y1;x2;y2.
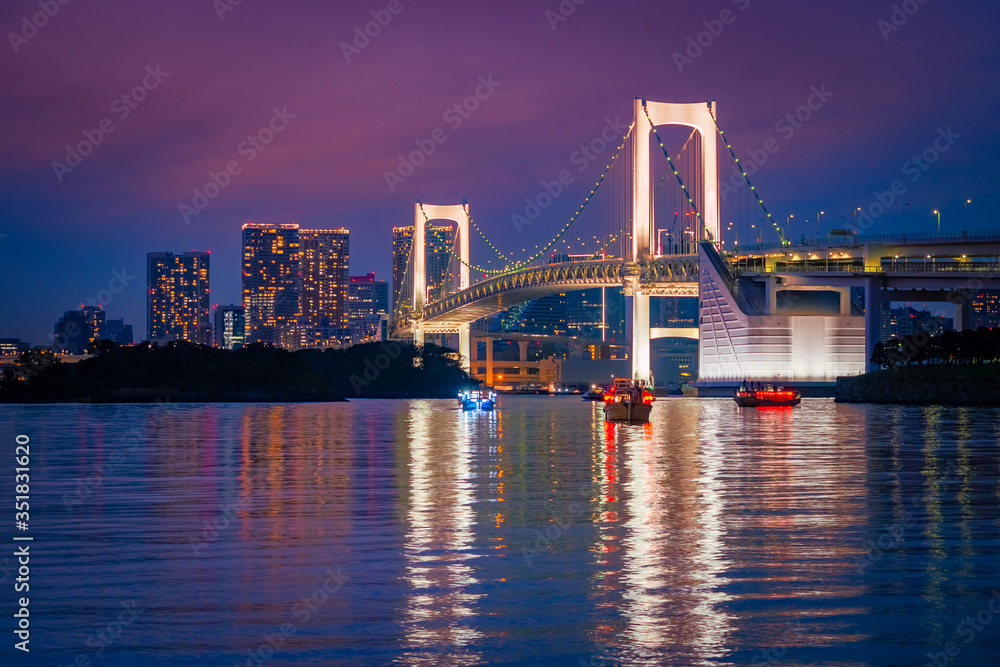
0;340;478;404
837;328;1000;405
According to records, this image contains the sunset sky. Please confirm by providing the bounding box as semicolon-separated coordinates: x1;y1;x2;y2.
2;0;999;344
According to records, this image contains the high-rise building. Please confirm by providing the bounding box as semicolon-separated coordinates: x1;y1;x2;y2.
242;224;301;348
54;305;105;354
300;228;350;348
147;251;211;345
214;305;246;350
391;223;456;320
104;318;134;345
973;291;1000;329
391;226;413;320
349;273;389;344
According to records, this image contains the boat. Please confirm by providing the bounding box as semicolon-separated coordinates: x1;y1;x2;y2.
734;383;801;407
458;389;497;411
582;385;605;401
602;378;654;423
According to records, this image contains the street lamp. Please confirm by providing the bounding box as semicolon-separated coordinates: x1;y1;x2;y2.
817;210;825;241
854;207;861;227
933;209;940;235
965;199;972;225
656;229;673;256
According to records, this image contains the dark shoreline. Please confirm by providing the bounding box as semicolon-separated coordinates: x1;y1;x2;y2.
835;365;1000;406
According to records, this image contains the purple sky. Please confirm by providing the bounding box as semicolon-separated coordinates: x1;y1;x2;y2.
2;0;999;344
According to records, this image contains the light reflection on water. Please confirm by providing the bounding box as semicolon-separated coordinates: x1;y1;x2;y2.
2;397;1000;666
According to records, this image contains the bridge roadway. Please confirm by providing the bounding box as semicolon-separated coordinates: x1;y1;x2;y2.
418;255;699;327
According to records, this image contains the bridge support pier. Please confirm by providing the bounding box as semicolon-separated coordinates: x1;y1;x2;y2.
864;278;884;372
485;337;493;386
459;324;471;374
633;293;652;385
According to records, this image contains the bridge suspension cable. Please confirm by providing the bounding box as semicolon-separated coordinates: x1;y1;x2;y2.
708;108;787;246
429;121;636;277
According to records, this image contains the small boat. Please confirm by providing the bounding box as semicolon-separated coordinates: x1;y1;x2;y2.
582;385;605;401
459;389;497;411
734;384;801;407
602;378;654;423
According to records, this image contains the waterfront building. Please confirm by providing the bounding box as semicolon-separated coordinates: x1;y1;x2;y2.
54;305;105;354
300;228;350;348
147;251;211;345
973;290;1000;328
349;273;389;344
242;224;301;348
0;338;30;356
104;318;134;345
214;305;246;350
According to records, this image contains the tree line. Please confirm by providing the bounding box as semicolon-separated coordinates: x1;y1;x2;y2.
870;327;1000;370
0;340;477;402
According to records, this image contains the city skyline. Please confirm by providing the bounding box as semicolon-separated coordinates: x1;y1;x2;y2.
3;0;1000;345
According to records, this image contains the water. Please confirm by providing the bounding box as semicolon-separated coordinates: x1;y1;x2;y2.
2;398;1000;666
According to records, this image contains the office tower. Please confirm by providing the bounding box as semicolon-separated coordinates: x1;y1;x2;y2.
349;273;389;344
973;290;1000;329
104;318;134;345
518;293;568;336
392;226;413;320
652;296;698;329
391;223;456;320
300;228;350;348
147;251;211;345
242;224;301;348
214;305;246;350
54;305;105;354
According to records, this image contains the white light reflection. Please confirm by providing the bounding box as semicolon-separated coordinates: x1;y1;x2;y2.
615;412;733;663
401;402;482;666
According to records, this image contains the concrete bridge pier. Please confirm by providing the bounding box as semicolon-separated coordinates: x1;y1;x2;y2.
864;277;885;372
485;337;493;386
459;324;471;374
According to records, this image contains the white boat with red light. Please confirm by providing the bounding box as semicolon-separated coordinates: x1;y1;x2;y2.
602;378;654;423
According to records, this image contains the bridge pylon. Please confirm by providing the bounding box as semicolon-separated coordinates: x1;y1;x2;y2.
412;202;471;372
631;98;720;385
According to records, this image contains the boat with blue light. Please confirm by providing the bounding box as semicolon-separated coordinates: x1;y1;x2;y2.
458;389;497;411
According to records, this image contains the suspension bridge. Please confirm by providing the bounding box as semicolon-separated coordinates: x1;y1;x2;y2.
394;98;1000;390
